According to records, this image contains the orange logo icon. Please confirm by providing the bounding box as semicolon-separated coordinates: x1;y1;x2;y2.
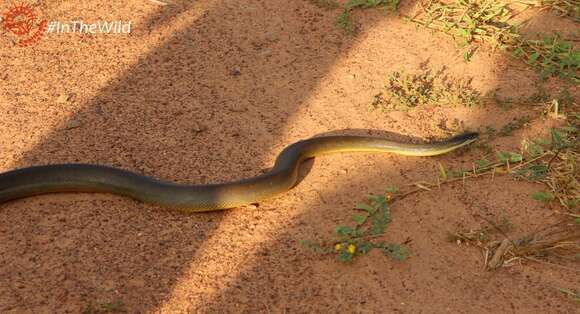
2;3;47;47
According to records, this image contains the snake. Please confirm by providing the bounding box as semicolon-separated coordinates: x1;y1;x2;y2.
0;132;478;212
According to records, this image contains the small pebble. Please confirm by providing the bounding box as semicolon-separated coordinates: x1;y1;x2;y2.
191;122;206;133
261;49;273;57
64;119;82;130
265;32;280;42
230;67;241;76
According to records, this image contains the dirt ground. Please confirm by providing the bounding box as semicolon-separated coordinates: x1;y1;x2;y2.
0;0;578;313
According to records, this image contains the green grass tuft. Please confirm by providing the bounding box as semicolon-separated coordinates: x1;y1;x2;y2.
371;68;482;110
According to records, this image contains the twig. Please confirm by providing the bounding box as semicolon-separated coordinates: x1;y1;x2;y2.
488;239;512;269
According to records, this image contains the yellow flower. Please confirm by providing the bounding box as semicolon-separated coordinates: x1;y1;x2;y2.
335;243;342;251
347;244;356;254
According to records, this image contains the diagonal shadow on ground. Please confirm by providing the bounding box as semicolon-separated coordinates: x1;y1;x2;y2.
0;0;415;312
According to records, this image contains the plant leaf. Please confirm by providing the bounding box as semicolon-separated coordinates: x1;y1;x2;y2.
356;202;375;213
532;191;555;202
380;243;409;261
385;186;399;194
371;207;390;235
357;242;374;254
337;250;353;262
528;52;540;64
353;214;368;225
336;225;354;236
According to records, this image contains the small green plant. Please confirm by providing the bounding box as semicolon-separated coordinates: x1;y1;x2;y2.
309;0;339;9
345;0;400;10
498;116;530;136
406;0;518;51
527;88;551;103
556;89;574;107
336;0;400;32
407;0;579;81
513;164;549;180
336;9;355;32
512;34;579;82
82;300;126;314
532;191;556;201
301;193;408;262
496;151;523;163
371;68;482;110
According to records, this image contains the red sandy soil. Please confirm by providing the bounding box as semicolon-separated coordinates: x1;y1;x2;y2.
0;0;578;313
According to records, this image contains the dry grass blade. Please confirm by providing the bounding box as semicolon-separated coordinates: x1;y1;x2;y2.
514;0;580;21
453;220;580;270
148;0;171;5
544;149;579;210
506;221;580;266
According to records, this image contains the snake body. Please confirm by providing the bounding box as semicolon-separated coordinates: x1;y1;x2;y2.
0;132;478;212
